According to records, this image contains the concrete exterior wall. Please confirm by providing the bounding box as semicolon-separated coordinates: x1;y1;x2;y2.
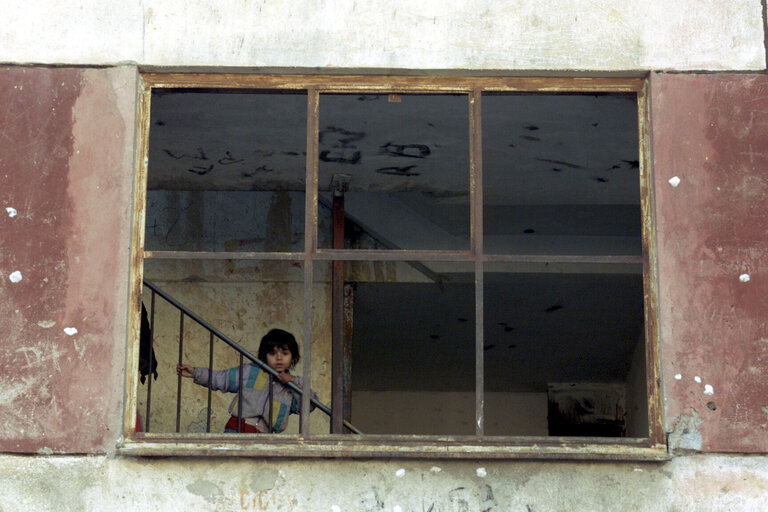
0;66;137;453
0;1;765;71
2;455;768;511
2;1;768;509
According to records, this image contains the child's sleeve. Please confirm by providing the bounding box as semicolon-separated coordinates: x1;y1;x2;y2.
288;375;318;414
192;365;242;392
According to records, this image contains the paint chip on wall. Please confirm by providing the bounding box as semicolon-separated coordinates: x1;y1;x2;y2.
739;273;751;282
668;176;681;187
9;271;22;283
395;468;405;478
63;327;78;336
694;376;702;383
704;384;714;395
6;207;17;217
674;374;682;380
476;467;487;477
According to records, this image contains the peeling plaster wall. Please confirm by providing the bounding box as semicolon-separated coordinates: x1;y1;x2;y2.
0;67;137;453
651;73;768;452
2;455;768;511
0;1;765;71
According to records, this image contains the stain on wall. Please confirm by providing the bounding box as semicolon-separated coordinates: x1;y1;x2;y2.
0;67;138;452
651;73;768;452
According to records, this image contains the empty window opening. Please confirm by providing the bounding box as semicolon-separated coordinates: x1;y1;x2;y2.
133;78;656;447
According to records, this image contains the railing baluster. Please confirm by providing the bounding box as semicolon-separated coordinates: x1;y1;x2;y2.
175;310;184;433
237;353;243;433
268;374;274;433
206;331;213;433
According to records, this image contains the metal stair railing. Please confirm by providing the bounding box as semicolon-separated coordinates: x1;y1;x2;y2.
141;279;362;435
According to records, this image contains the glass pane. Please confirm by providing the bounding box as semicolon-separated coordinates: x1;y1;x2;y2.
318;94;470;251
348;261;475;435
483;270;646;437
146;90;307;252
482;93;641;256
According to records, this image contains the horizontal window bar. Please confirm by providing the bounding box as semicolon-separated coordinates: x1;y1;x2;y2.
144;251;304;261
484;254;644;264
142;74;643;94
146;250;642;265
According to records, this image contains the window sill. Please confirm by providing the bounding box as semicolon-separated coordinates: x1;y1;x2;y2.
118;434;669;461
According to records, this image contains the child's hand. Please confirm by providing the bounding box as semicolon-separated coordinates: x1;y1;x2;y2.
277;372;295;384
176;364;194;378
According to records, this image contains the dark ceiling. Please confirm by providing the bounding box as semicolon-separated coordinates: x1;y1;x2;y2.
147;89;645;394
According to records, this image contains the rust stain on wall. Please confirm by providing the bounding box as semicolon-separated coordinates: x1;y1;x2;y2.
0;67;138;453
651;73;768;452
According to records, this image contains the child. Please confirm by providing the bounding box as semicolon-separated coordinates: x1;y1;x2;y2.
176;328;315;433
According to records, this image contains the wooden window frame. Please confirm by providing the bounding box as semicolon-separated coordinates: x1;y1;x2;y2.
120;73;666;460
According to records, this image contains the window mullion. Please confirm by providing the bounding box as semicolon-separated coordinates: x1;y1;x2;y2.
470;88;484;436
301;88;319;436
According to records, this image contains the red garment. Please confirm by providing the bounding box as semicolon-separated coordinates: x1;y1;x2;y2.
225;416;264;433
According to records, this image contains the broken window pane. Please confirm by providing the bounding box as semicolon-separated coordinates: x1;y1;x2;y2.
349;261;475;435
482;269;646;437
318;94;470;251
146;90;307;253
482;93;641;256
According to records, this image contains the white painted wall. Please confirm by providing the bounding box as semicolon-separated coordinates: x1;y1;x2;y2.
2;1;764;71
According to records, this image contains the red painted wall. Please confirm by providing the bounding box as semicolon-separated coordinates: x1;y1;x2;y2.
2;68;766;454
0;67;137;453
652;73;768;452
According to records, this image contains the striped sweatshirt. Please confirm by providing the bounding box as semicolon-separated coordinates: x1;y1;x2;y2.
193;363;316;433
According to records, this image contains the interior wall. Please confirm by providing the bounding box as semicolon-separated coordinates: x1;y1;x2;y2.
352;391;548;436
625;335;648;437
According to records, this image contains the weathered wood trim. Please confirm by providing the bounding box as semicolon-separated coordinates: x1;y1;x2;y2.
118;434;669;461
639;79;665;447
130;72;660;453
123;76;152;439
141;73;643;93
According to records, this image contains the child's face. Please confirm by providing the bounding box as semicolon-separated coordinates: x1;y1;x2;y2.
266;346;293;373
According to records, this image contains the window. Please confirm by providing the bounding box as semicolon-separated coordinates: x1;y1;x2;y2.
123;75;664;459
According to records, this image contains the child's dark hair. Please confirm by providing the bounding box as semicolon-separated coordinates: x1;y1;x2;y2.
258;328;300;368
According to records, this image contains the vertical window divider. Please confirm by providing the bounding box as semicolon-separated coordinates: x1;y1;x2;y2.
470;88;485;436
301;88;320;436
638;81;664;445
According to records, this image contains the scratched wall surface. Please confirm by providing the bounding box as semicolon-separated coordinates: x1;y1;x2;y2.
0;67;137;453
0;1;765;71
651;73;768;452
2;454;768;511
